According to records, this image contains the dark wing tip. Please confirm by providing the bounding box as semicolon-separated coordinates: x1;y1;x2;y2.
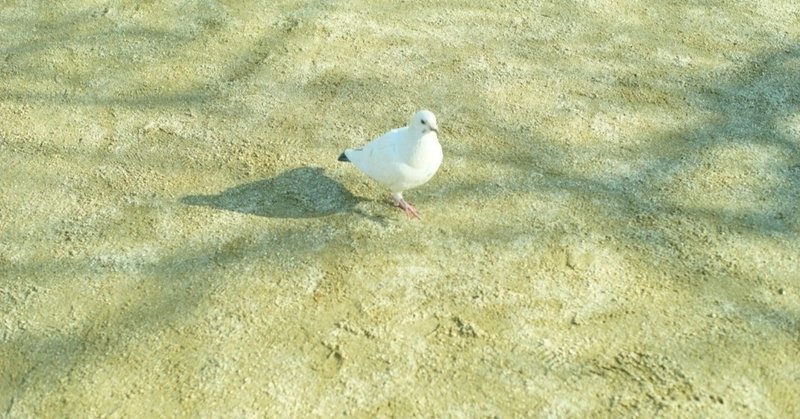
338;152;350;162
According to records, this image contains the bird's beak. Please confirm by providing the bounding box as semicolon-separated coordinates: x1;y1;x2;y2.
430;127;439;134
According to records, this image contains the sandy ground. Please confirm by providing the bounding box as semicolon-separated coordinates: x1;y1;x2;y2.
1;1;799;417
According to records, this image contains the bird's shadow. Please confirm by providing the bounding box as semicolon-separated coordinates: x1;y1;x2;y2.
181;166;368;219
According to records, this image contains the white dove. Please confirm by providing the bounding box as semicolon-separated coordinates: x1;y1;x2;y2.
338;110;443;219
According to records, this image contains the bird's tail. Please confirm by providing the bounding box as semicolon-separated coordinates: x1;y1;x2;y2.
337;151;350;162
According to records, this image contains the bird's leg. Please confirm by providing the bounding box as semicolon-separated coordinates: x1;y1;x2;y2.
392;194;421;219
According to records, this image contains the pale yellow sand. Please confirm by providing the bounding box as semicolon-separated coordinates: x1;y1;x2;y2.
1;1;799;416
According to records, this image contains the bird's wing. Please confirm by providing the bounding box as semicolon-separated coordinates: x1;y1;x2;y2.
346;127;407;187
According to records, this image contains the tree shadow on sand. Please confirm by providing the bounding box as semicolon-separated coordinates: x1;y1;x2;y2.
181;167;362;218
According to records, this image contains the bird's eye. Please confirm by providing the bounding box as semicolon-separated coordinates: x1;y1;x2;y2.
421;120;426;125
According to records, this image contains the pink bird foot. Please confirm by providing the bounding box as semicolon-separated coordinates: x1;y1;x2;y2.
394;198;421;219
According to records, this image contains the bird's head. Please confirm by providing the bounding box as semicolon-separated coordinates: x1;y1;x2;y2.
411;110;438;135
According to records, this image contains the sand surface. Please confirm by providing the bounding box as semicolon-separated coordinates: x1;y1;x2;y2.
2;1;800;417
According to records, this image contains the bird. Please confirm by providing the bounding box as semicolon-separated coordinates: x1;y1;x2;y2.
338;110;443;219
